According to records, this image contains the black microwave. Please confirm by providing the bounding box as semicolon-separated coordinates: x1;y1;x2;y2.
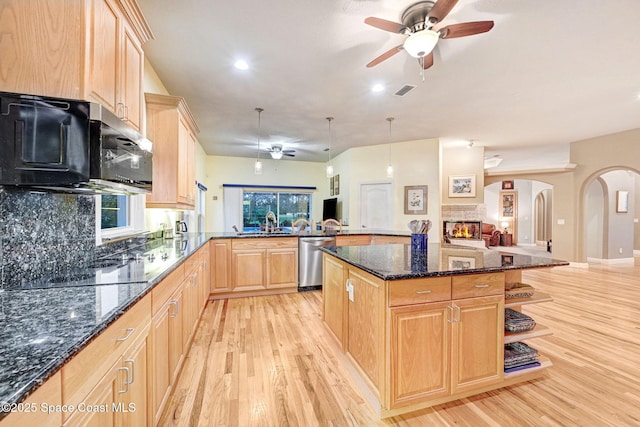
0;91;152;194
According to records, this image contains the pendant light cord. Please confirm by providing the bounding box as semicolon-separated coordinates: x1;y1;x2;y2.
255;108;263;160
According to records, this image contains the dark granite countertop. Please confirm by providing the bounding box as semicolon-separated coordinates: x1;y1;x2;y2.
320;243;570;280
0;229;410;414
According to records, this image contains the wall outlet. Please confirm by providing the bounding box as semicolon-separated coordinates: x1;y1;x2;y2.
635;218;639;223
619;248;623;254
346;280;355;302
557;219;565;225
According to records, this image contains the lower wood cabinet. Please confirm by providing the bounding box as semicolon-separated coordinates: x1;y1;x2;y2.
0;372;62;427
323;255;346;348
61;295;151;426
213;238;298;298
322;254;507;416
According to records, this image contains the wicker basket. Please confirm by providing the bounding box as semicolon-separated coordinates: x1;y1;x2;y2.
505;308;536;332
505;282;535;299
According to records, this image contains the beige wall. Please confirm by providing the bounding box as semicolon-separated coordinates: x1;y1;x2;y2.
441;145;485;205
330;138;441;231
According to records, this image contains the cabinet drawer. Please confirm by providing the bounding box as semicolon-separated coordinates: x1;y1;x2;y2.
62;295;151;411
336;235;371;246
452;272;504;299
152;264;185;314
232;237;297;250
388;277;451;307
372;235;410;245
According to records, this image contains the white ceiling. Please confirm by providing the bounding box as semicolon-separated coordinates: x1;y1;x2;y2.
138;0;640;167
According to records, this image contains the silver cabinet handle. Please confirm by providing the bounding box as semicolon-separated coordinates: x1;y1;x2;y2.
447;306;454;323
116;102;125;119
124;359;135;384
475;284;490;288
455;305;461;322
416;289;432;294
117;366;130;393
192;273;198;286
169;300;179;318
116;328;135;342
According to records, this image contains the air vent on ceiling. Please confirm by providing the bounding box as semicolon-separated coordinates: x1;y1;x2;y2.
394;84;416;96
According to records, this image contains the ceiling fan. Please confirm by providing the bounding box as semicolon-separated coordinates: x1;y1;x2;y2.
364;0;494;70
263;143;295;159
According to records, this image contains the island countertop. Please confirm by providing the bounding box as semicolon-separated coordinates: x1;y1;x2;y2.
320;243;569;280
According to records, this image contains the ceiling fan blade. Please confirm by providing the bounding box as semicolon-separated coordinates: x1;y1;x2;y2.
366;45;404;68
284;152;295;157
427;0;459;23
421;52;434;70
364;17;406;34
438;21;494;39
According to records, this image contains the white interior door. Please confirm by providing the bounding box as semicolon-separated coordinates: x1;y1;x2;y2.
360;183;393;230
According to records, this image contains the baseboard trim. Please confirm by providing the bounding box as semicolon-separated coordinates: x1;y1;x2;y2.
586;257;635;265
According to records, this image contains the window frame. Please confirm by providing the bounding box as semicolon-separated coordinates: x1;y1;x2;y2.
241;188;313;232
95;194;145;245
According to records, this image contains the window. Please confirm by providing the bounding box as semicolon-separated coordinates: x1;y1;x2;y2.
95;194;145;244
101;194;129;229
242;190;311;231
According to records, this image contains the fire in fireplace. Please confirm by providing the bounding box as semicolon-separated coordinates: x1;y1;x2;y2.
443;221;482;240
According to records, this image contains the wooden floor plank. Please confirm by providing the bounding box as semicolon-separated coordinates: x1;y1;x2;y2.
161;258;640;426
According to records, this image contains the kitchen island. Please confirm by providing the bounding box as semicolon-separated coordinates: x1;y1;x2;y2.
321;243;569;418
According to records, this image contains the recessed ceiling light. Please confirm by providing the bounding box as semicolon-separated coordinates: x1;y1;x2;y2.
371;83;384;93
234;59;249;70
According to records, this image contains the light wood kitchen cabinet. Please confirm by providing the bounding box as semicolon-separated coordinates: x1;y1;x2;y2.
210;239;232;293
390;302;452;408
322;255;346;348
61;294;151;426
232;250;266;291
0;372;62;427
150;273;185;425
266;248;298;289
145;93;200;209
336;235;372;246
371;235;411;245
223;238;298;297
346;269;385;392
0;0;152;132
451;295;504;394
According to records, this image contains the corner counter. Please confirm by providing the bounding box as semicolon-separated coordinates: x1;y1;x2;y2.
320;243;568;418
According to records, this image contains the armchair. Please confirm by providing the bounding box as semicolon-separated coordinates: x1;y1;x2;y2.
481;223;502;247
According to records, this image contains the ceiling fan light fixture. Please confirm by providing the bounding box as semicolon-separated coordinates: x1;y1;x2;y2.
271;151;283;160
403;29;439;58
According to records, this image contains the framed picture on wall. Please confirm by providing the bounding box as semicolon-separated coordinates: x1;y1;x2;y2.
329;176;334;196
334;174;340;195
404;185;428;214
616;190;629;213
502;180;514;190
448;175;476;197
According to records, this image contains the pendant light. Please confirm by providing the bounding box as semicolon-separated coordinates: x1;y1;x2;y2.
254;107;264;175
386;117;394;178
326;117;334;178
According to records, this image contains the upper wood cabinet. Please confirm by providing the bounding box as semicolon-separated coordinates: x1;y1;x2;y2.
0;0;153;132
145;93;200;209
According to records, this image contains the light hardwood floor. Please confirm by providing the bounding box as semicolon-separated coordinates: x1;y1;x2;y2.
159;259;640;426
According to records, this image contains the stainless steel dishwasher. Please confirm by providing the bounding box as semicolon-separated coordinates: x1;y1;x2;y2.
298;236;336;291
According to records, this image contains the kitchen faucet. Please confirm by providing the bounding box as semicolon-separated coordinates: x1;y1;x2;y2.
265;211;276;233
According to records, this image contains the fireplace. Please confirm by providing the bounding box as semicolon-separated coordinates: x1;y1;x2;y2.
443;221;482;241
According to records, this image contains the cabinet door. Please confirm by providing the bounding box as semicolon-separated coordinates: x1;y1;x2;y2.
347;270;384;390
232;250;266;290
451;295;504;394
87;0;120;113
120;21;143;131
177;116;195;206
118;334;148;427
168;291;184;385
150;307;170;424
266;248;298;289
389;302;451;409
323;255;345;347
211;240;231;293
182;273;199;351
66;360;119;426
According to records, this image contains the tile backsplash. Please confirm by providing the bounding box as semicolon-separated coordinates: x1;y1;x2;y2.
0;187;96;289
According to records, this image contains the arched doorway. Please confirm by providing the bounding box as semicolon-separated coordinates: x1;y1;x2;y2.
534;189;552;247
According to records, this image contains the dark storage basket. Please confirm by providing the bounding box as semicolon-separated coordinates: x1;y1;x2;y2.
505;308;536;332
